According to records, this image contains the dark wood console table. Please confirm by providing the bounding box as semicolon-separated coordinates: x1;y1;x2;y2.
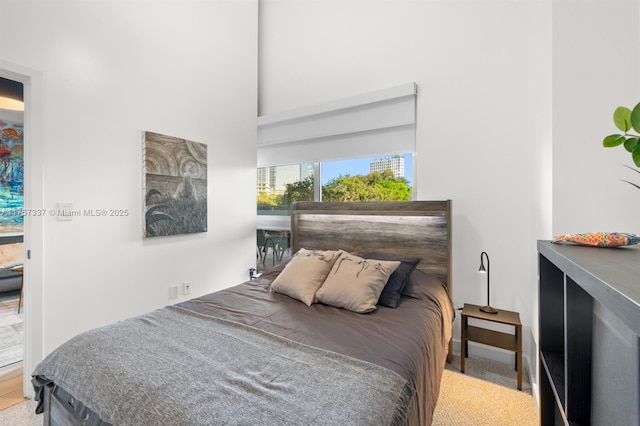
538;240;640;425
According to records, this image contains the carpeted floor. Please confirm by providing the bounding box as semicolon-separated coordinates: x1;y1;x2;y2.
0;397;38;425
1;353;538;425
433;354;538;425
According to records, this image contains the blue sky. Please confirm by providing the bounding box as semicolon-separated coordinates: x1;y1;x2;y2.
320;154;413;186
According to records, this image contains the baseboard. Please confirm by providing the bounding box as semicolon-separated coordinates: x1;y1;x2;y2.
0;360;21;377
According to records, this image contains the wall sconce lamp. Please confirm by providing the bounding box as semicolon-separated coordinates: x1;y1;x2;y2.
479;251;498;314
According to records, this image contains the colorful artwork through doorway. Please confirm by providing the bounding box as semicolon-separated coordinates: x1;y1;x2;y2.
0;120;23;233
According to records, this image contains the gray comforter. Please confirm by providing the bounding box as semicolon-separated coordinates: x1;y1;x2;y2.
32;306;413;426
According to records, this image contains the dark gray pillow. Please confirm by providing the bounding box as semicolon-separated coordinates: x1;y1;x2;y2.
361;252;421;308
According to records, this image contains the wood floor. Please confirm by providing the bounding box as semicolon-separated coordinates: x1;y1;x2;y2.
0;366;23;411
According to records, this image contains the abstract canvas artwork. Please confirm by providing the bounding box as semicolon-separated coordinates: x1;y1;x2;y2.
0;120;24;233
143;131;207;238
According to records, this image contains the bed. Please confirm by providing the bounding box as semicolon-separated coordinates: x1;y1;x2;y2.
32;200;454;426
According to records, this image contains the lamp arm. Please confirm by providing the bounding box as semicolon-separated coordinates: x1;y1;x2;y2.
479;251;497;313
484;252;490;304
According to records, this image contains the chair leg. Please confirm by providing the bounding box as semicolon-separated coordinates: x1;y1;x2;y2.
17;277;23;314
263;238;276;266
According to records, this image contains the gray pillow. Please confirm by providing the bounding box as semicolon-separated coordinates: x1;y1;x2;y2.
270;248;342;306
315;253;400;313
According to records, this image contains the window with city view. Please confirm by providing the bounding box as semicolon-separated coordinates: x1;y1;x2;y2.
257;154;413;214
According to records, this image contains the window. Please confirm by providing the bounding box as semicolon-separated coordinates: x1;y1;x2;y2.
257;163;314;215
257;154;413;214
257;83;417;216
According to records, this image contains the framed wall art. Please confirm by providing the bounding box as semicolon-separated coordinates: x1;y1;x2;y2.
143;131;207;238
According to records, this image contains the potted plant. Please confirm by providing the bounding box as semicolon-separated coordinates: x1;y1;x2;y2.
603;103;640;189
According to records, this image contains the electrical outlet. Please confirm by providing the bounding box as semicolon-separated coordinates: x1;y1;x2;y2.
169;285;178;299
183;281;191;295
249;268;261;279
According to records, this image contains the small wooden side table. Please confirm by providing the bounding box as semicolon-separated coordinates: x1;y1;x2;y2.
460;303;522;390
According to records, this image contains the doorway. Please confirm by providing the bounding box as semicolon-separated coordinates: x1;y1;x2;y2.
0;77;24;372
0;76;24;409
0;61;45;398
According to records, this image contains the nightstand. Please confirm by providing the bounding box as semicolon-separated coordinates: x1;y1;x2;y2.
460;303;522;390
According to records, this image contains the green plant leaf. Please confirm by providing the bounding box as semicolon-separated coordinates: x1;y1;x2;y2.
614;106;632;131
631;102;640;133
603;134;626;147
624;137;639;152
633;145;640;167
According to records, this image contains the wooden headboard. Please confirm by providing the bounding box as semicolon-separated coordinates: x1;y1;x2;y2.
290;201;452;297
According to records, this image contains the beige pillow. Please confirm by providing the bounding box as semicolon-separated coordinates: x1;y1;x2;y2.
270;248;343;306
315;253;400;313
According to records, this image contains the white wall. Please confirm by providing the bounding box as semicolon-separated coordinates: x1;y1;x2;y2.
0;0;258;373
259;0;551;370
553;0;640;234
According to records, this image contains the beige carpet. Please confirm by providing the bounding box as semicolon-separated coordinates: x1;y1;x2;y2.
1;354;538;425
433;354;538;425
0;397;38;425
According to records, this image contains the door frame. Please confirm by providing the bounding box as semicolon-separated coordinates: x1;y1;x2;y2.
0;60;44;397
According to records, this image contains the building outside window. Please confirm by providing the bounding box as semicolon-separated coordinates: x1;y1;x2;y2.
369;155;405;178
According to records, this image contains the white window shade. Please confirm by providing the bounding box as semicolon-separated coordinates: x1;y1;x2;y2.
258;83;416;167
